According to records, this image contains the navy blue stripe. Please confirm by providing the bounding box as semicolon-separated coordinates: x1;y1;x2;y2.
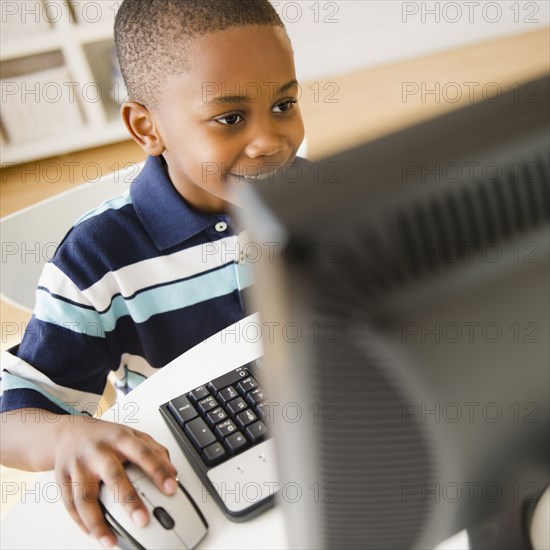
106;292;246;368
17;317;113;394
36;287;97;310
0;387;69;416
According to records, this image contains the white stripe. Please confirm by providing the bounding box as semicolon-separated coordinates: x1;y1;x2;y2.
112;353;158;385
40;232;248;311
82;235;245;312
38;263;93;306
1;350;103;413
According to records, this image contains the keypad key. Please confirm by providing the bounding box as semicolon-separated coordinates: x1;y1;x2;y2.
208;368;249;394
217;385;239;405
206;407;227;426
188;385;209;403
236;409;257;430
246;387;266;407
202;442;226;465
167;394;198;426
197;395;218;414
237;376;258;395
184;417;216;449
245;421;268;443
256;402;272;422
226;397;248;416
224;431;249;454
215;419;238;438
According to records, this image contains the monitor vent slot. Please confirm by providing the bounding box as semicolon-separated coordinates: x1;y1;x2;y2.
322;153;550;301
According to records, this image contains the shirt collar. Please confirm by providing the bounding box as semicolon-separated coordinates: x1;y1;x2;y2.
131;155;226;250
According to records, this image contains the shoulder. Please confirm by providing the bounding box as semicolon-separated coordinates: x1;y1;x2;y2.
50;190;152;289
70;189;141;248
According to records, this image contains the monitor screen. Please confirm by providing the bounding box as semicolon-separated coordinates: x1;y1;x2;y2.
240;74;549;549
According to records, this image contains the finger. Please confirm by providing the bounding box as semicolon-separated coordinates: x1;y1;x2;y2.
132;430;177;476
116;430;179;495
56;469;89;536
92;448;150;529
69;461;118;547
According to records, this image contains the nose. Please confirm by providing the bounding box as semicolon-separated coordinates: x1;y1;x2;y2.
245;120;287;159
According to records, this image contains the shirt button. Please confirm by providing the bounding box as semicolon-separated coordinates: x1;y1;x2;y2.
215;221;228;232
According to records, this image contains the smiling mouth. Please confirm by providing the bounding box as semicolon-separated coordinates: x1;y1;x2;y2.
228;170;280;182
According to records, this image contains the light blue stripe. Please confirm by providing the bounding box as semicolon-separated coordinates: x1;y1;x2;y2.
35;264;240;334
1;372;91;415
236;262;254;291
127;370;146;388
74;192;132;226
102;264;236;326
34;289;106;336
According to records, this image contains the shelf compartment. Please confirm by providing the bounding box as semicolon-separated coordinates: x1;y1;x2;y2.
1;51;85;146
0;0;61;60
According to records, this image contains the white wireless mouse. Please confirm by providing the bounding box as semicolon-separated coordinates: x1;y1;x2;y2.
99;463;208;550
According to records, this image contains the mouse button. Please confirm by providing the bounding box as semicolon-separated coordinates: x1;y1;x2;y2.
124;463;149;483
153;506;175;529
106;501;180;550
99;483;120;512
171;497;208;548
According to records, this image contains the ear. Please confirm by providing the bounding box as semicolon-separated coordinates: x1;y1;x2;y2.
120;101;165;156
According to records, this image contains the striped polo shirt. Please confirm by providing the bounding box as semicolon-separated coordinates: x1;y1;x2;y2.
0;155;254;415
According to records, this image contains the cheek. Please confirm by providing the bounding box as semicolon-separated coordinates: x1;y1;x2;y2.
290;114;305;146
194;147;235;185
199;136;242;173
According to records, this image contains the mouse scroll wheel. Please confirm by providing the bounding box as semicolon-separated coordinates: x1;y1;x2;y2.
153;506;175;529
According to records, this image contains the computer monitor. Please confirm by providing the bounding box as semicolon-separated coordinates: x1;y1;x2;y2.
240;74;549;548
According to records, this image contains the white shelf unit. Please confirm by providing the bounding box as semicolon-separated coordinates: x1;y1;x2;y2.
0;0;128;166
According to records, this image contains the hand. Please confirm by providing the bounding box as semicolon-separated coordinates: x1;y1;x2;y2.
53;416;178;548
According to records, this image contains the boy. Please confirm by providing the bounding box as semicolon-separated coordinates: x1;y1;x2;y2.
0;0;305;547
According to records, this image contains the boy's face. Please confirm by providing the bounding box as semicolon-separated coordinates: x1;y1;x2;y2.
150;25;305;213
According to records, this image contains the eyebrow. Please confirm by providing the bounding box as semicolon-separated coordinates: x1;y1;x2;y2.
205;80;298;105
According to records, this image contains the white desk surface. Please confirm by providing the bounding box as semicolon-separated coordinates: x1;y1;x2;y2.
1;313;289;550
1;313;468;550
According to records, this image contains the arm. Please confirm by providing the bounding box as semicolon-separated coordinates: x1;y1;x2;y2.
0;408;178;548
0;221;177;548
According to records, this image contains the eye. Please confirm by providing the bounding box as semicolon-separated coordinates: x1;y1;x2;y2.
273;99;298;113
215;113;243;126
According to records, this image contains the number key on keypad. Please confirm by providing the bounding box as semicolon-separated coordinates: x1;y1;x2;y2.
227;397;248;416
218;385;239;404
215;419;238;438
236;409;257;430
197;395;218;414
224;431;249;453
206;407;227;426
237;376;257;394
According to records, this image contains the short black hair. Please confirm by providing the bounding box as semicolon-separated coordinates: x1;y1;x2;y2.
114;0;286;108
